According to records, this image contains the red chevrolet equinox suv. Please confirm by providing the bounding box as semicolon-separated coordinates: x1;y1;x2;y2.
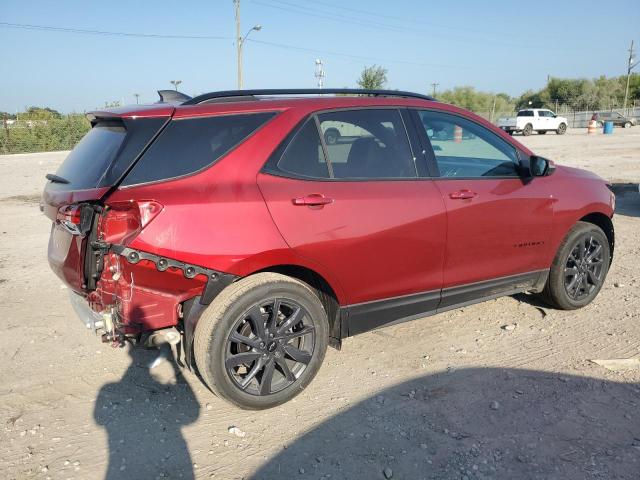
43;89;615;409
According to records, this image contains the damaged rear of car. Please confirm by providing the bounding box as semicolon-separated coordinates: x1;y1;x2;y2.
42;102;275;350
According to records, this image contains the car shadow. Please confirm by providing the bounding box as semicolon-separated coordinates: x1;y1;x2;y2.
611;183;640;218
251;368;640;479
94;345;200;479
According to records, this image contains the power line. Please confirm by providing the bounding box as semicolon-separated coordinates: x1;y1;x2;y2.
0;22;232;40
0;21;464;69
245;37;463;69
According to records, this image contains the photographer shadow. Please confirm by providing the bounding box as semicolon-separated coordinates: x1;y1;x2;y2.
94;345;200;479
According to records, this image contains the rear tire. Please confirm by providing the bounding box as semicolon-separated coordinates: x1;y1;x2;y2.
540;222;610;310
556;123;567;135
624;121;631;128
522;123;533;136
194;273;329;410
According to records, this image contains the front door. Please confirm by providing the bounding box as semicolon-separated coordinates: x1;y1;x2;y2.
258;108;447;334
413;109;553;308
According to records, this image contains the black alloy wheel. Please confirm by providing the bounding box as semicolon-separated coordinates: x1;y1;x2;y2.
193;272;329;409
539;221;610;310
225;298;316;396
563;235;605;301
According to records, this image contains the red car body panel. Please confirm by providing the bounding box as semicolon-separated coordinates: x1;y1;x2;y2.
257;174;447;305
42;94;614;340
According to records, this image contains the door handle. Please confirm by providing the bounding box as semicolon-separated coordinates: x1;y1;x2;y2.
449;189;477;200
292;194;334;206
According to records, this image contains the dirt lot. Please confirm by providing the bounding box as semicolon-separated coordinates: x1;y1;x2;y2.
1;128;639;480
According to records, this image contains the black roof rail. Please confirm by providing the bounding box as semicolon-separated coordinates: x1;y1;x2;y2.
182;88;436;105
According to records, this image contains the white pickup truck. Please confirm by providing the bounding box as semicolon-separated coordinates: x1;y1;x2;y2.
497;109;568;136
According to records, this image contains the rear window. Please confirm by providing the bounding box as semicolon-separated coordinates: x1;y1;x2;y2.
54;121;127;189
122;112;276;186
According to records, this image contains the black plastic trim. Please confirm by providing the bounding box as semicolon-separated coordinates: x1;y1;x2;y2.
342;269;548;337
346;289;441;336
110;245;238;305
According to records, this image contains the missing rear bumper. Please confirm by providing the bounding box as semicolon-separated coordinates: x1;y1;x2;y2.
111;245;237;305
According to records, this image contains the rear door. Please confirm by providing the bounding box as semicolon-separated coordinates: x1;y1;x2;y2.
412;109;553;308
258;108;447;334
43;114;170;292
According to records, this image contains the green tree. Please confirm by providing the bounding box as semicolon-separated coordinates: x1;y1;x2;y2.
23;106;62;120
438;86;515;113
357;65;388;89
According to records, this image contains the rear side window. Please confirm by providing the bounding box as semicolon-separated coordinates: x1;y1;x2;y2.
277;119;330;178
54;121;126;189
123;112;276;186
517;110;534;117
317;109;416;179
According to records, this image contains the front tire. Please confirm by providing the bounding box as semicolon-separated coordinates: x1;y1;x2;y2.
624;121;631;128
556;123;567;135
541;222;610;310
194;273;329;410
522;123;533;136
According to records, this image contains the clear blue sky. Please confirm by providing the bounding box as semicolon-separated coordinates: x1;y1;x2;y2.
1;0;638;113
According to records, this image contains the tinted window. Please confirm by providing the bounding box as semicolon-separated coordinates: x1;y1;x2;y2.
317;109;416;179
277;119;330;178
123;112;275;185
418;110;520;178
517;110;534;117
54;121;126;189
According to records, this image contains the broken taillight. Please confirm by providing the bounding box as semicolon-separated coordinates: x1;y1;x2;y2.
56;204;94;235
99;200;163;245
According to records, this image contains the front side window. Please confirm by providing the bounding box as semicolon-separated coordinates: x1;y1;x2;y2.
317;109;417;179
417;110;520;178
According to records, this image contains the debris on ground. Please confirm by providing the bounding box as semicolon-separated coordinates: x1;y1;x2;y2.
590;358;640;371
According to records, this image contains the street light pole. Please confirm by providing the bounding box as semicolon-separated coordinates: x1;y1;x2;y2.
170;80;182;91
134;93;140;104
234;0;261;89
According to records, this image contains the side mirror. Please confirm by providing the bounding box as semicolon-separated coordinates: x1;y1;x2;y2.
528;155;554;177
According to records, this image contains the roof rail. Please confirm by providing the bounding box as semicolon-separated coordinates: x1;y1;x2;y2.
182;88;436;105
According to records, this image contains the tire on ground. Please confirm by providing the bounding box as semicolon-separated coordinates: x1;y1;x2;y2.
556;123;567;135
540;221;610;310
193;272;329;410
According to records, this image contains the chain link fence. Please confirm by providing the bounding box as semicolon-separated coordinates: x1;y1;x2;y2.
1;115;90;155
476;101;640;128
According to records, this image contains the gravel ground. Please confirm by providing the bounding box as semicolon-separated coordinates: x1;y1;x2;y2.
0;128;639;480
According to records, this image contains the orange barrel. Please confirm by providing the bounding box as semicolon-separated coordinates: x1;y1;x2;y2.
587;120;597;134
454;125;463;143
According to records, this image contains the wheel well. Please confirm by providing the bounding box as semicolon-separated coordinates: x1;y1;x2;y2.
255;265;343;347
580;212;615;260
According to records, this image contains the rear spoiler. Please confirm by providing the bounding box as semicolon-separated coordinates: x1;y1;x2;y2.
156;90;192;104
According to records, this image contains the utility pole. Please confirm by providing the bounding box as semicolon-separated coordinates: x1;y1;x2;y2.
430;82;439;97
623;40;638;113
234;0;261;89
235;0;242;89
170;80;182;91
134;93;140;104
314;59;325;88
